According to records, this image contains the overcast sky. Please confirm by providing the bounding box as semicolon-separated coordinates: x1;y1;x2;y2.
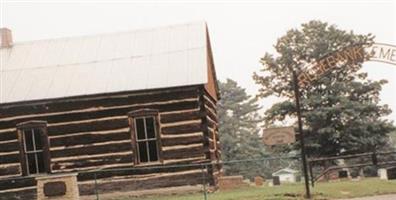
2;0;396;124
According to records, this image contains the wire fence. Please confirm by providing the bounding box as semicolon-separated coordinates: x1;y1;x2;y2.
78;156;303;200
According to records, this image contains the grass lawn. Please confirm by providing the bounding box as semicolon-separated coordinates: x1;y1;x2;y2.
115;178;396;200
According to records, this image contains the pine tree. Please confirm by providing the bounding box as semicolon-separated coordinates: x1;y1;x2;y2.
218;79;268;178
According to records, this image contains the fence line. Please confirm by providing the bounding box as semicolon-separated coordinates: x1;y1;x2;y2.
78;155;301;200
79;155;300;174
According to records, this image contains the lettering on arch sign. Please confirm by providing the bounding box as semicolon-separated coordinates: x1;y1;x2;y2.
297;43;396;87
366;43;396;65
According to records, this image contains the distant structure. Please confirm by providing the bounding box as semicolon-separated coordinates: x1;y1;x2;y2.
272;168;299;183
0;22;221;199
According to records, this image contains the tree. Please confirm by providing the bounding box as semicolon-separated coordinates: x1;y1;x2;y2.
218;79;268;178
253;20;395;158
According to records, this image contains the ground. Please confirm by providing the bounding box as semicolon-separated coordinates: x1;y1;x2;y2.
88;178;396;200
341;194;396;200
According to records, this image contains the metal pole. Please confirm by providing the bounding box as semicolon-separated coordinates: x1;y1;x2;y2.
308;162;314;187
94;172;99;200
292;70;311;199
201;164;208;200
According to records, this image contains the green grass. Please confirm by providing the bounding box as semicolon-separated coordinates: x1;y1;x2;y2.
115;178;396;200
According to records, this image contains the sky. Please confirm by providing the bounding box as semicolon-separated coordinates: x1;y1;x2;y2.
1;0;396;124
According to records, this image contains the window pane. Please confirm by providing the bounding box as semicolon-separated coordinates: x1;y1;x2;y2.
135;118;146;140
37;152;45;173
138;142;148;163
24;130;34;151
27;153;37;174
33;129;43;150
145;117;156;139
148;141;158;161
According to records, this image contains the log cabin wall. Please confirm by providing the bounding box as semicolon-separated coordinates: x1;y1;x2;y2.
0;85;218;199
201;88;222;186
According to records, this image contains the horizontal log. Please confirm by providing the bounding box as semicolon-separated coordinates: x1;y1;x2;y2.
50;130;130;147
0;187;36;200
51;151;132;163
0;141;19;153
164;156;207;165
0;153;19;164
160;110;202;124
48;117;128;136
161;122;202;135
0;177;36;191
51;139;131;151
52;152;132;165
162;145;204;160
0;132;17;142
162;135;203;146
51;141;132;158
0;165;20;177
79;170;203;195
53;163;134;174
53;153;134;170
161;119;202;128
77;163;203;182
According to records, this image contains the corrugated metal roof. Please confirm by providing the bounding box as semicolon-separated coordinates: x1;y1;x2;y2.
0;21;209;104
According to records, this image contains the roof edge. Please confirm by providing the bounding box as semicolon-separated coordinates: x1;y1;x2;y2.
7;20;208;46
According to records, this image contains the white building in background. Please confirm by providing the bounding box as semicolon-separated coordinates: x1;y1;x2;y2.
272;168;299;183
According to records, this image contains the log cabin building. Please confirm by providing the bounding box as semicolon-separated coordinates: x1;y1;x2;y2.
0;22;221;199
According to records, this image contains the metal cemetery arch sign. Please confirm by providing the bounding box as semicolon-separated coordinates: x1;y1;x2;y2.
298;43;396;87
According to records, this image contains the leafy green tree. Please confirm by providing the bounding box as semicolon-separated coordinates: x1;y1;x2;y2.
218;79;269;178
253;20;395;158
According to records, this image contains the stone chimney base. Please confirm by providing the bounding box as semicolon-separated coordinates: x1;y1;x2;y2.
36;173;79;200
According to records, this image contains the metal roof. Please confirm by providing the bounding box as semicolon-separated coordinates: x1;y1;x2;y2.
272;168;298;176
0;21;210;104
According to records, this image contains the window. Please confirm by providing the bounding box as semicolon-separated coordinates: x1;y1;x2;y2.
128;109;162;164
17;121;50;176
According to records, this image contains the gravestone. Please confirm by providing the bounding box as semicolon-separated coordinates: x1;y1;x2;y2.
338;170;348;178
387;167;396;180
272;176;280;186
254;176;264;186
378;168;388;180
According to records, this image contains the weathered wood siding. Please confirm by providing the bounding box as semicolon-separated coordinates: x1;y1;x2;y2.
201;89;222;185
0;86;219;199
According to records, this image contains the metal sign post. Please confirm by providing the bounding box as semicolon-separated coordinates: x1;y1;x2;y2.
292;70;311;199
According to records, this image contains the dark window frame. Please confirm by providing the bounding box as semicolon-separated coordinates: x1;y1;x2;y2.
16;121;51;176
128;109;163;165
